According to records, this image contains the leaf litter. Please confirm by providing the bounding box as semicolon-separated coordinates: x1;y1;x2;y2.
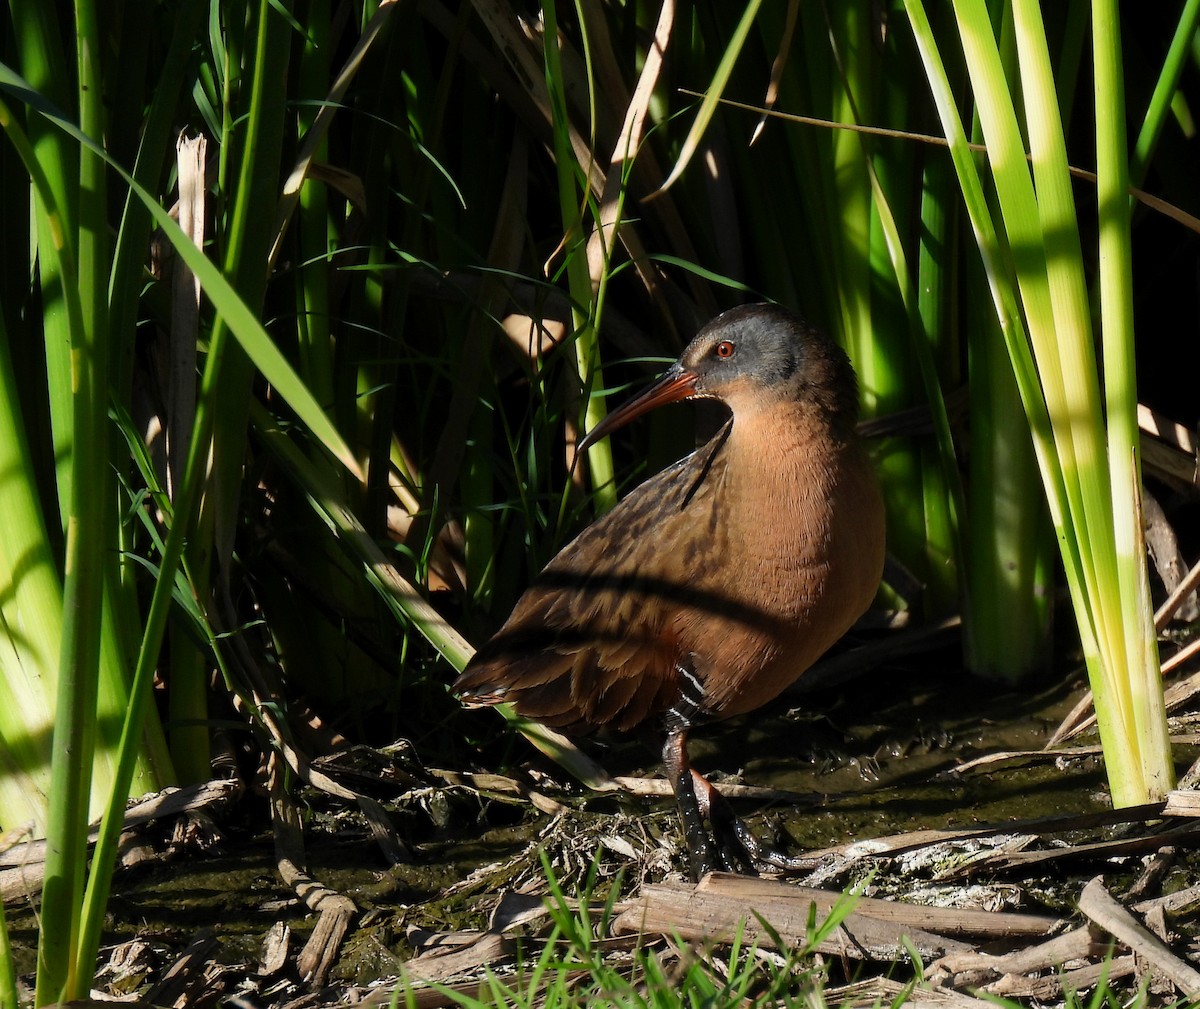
6;661;1200;1008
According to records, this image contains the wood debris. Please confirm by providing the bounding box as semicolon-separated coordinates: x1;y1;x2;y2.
19;795;1200;1008
1077;876;1200;998
12;696;1200;1008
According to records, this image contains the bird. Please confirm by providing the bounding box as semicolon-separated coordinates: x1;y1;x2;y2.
454;303;885;878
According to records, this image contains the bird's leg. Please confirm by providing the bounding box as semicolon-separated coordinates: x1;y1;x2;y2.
665;736;815;876
662;666;809;877
662;728;719;879
663;726;775;877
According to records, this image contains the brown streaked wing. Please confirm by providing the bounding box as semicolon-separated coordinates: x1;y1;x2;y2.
455;438;732;732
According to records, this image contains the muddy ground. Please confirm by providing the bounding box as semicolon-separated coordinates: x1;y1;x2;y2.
7;641;1200;1007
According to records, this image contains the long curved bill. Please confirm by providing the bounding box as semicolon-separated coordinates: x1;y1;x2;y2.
578;364;699;453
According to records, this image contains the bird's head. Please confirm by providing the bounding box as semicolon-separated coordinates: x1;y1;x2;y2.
579;304;859;452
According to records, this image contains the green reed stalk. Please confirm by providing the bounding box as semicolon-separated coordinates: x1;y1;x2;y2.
33;4;111;1000
961;4;1054;682
0;899;14;1009
1130;0;1200;186
915;156;961;618
1093;0;1173;799
1;39;362;990
7;0;76;520
965;274;1053;680
0;281;61;830
904;0;1174;804
295;0;335;414
171;0;292;782
0;53;108;1009
540;0;615;512
71;126;365;1004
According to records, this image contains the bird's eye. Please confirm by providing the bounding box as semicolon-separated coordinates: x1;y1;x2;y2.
715;340;735;359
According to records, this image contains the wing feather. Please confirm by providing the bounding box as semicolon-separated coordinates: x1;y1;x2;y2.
454;440;730;732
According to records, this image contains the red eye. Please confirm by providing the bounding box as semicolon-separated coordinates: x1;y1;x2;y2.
715;340;735;359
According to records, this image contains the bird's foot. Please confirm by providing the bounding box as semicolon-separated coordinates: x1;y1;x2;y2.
664;728;813;880
692;771;818;876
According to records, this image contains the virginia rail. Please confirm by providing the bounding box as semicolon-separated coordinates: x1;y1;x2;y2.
455;304;885;878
